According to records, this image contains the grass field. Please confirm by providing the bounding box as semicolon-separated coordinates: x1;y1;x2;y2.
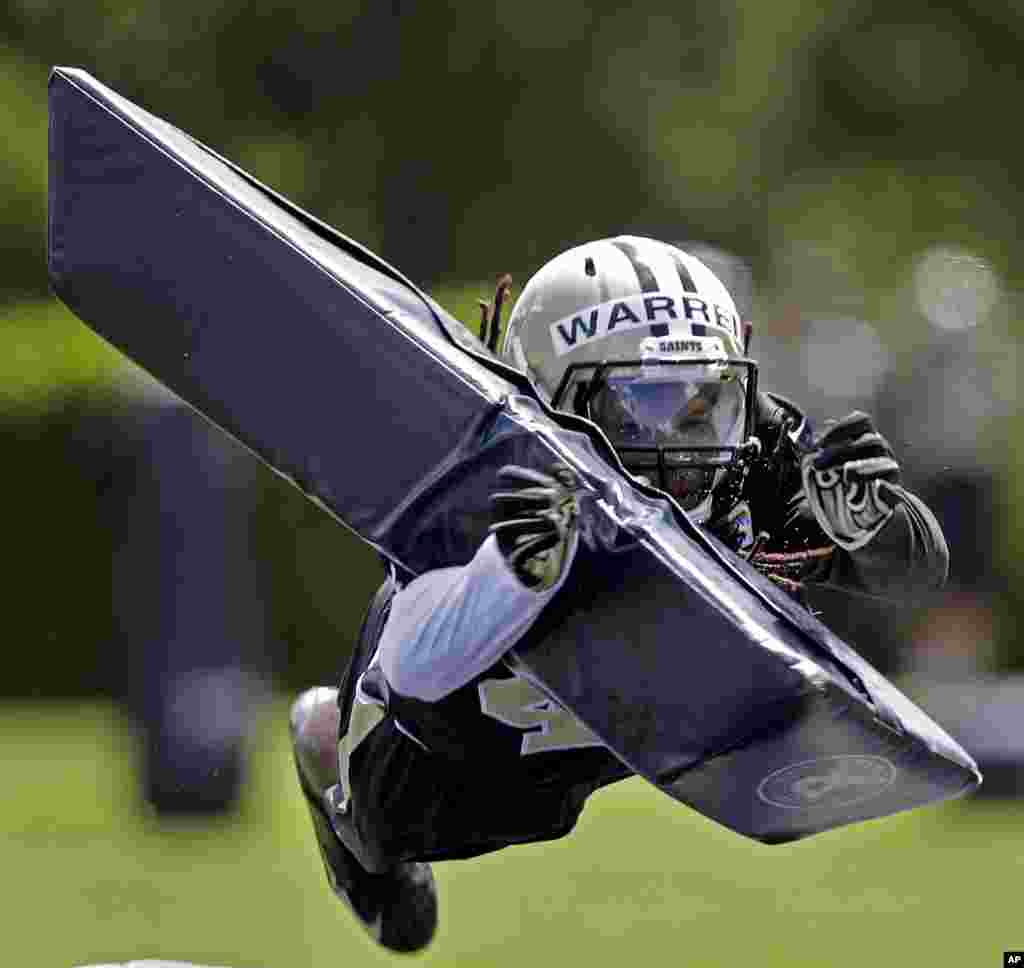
6;698;1021;968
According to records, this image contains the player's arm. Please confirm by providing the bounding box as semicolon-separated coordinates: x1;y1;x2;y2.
377;462;582;703
800;412;949;596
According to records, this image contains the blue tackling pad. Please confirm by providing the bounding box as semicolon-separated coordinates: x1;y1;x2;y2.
48;67;980;842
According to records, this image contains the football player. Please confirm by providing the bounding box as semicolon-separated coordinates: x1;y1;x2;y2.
290;237;948;952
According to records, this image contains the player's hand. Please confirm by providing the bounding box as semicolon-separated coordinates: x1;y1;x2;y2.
489;461;580;590
801;411;901;551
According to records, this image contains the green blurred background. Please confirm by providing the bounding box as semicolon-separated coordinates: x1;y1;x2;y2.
4;1;1024;965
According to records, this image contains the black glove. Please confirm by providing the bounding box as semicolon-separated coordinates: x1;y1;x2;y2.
801;411;901;551
489;462;580;590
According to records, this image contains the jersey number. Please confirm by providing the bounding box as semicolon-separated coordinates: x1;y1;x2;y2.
478;675;603;756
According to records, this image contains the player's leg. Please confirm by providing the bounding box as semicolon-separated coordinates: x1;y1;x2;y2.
290;686;437;953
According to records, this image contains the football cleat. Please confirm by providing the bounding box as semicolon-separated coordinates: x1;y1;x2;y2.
290;687;438;953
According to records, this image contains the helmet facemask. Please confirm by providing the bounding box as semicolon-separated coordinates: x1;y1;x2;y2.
556;358;758;518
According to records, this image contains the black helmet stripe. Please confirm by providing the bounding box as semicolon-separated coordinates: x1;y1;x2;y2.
610;239;660;292
665;246;698;293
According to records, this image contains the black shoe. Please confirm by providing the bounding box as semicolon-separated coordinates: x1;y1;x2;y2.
290;688;438;953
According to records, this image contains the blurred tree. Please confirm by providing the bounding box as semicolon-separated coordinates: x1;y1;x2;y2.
0;0;1019;292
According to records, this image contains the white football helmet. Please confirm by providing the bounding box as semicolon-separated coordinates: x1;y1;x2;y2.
501;236;759;523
